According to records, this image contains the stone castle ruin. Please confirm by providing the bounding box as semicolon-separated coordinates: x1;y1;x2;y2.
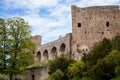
16;5;120;80
34;5;120;62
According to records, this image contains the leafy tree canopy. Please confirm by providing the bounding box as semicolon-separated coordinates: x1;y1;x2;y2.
0;17;35;80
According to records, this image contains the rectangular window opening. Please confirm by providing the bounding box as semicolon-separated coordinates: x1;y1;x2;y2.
78;23;81;28
106;22;109;27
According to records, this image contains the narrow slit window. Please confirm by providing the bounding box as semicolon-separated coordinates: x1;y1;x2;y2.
106;22;109;27
78;23;81;28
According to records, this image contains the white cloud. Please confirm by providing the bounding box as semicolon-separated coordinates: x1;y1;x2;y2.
75;0;120;7
1;0;120;44
42;27;71;44
4;0;58;10
21;11;72;44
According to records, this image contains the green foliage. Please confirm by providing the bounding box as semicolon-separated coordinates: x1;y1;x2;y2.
111;66;120;80
48;57;75;75
115;66;120;75
0;17;35;79
67;61;85;79
92;59;114;80
82;38;112;65
112;36;120;51
47;69;64;80
85;50;120;80
107;36;120;80
81;37;120;80
0;18;9;70
81;77;92;80
111;76;120;80
48;57;75;80
0;74;9;80
27;61;49;69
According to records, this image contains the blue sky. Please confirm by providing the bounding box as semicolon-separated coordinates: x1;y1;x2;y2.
0;0;120;44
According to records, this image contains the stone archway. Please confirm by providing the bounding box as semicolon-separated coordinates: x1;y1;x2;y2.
50;47;57;60
59;43;66;57
43;50;49;62
37;51;41;62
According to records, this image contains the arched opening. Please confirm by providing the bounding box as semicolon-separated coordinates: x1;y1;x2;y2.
37;51;41;62
59;43;66;57
51;47;57;59
43;50;48;61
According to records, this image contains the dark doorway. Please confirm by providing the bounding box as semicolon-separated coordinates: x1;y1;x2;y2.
32;75;35;80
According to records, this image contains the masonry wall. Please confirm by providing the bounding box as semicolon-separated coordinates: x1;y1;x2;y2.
32;35;42;47
35;33;72;63
25;66;48;80
71;5;120;55
14;66;48;80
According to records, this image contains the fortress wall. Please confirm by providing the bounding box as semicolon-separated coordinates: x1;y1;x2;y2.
35;33;72;62
32;35;42;47
14;66;48;80
71;5;120;54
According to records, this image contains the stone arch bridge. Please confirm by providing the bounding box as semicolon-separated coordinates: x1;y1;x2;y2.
34;33;72;63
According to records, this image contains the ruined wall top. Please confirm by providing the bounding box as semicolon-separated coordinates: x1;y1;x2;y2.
38;33;72;50
32;35;42;47
71;5;119;12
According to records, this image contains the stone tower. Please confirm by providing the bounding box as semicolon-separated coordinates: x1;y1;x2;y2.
32;35;42;47
71;5;120;59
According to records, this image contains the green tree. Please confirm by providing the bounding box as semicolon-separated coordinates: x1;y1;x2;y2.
81;38;112;79
112;36;120;51
0;17;35;80
112;66;120;80
90;50;120;80
82;38;112;65
0;18;9;72
67;61;85;80
47;69;64;80
48;57;75;80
